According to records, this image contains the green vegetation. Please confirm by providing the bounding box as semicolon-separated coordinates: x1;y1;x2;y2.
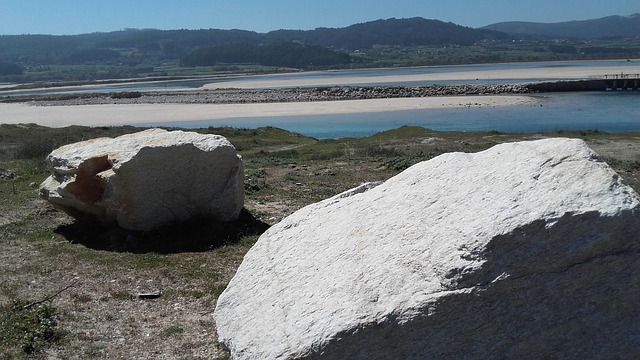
3;37;638;83
603;157;640;173
0;301;65;357
1;16;639;83
349;38;640;68
0;60;23;75
181;42;351;68
264;17;508;49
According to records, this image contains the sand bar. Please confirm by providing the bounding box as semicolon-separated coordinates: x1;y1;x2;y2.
0;95;537;128
203;64;640;89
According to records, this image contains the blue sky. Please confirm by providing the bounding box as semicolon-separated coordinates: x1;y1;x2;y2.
1;0;639;35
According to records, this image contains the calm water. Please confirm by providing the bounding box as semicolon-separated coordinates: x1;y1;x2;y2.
146;91;640;139
3;60;639;96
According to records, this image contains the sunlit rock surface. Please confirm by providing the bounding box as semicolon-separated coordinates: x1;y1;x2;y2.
214;138;640;360
40;129;244;231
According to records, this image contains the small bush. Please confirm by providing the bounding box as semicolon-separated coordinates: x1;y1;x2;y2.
16;140;57;160
110;91;142;99
604;157;640;172
384;151;437;171
245;169;267;193
307;149;345;161
160;325;185;339
358;145;402;158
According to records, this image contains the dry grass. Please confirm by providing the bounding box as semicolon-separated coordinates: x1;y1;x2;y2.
0;124;638;358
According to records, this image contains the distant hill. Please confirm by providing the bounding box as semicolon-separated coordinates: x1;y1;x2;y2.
0;17;508;67
265;17;510;49
1;14;638;81
483;14;640;39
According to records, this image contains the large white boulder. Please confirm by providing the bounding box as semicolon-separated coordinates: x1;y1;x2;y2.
214;138;640;359
40;129;244;231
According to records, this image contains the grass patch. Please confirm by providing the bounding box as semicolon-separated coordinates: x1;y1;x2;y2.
0;301;66;357
160;325;185;339
384;151;438;171
604;157;640;172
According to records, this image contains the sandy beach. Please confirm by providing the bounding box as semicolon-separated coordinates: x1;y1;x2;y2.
0;95;537;128
0;63;637;128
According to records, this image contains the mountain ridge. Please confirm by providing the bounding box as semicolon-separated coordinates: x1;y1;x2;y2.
0;17;509;67
263;17;509;49
1;14;639;80
482;13;640;39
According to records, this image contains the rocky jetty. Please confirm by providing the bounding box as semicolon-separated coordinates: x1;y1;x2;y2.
40;129;244;231
8;84;530;106
214;138;640;359
526;79;608;92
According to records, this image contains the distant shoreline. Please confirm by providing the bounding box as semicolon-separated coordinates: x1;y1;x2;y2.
2;59;638;96
1;63;637;128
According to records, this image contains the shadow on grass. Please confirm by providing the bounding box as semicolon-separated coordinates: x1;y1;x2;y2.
54;209;270;254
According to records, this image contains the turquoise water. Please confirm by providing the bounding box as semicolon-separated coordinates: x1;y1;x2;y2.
150;91;640;139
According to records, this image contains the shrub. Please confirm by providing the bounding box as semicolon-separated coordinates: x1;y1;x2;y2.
17;139;58;160
384;151;437;171
359;145;402;158
110;91;142;99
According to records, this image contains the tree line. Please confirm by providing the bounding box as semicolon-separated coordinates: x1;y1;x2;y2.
180;42;352;68
0;61;23;75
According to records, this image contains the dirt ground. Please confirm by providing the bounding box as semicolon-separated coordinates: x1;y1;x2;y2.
0;124;638;359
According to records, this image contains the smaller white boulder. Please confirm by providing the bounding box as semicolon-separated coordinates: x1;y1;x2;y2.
40;129;244;231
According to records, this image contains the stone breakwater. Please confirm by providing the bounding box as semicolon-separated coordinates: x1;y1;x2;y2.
4;83;530;106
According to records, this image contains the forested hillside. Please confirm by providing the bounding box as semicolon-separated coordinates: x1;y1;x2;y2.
181;42;351;68
0;18;504;67
263;18;509;49
1;15;639;83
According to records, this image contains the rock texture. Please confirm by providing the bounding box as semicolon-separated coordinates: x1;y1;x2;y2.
20;84;531;107
214;138;640;360
40;129;244;231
